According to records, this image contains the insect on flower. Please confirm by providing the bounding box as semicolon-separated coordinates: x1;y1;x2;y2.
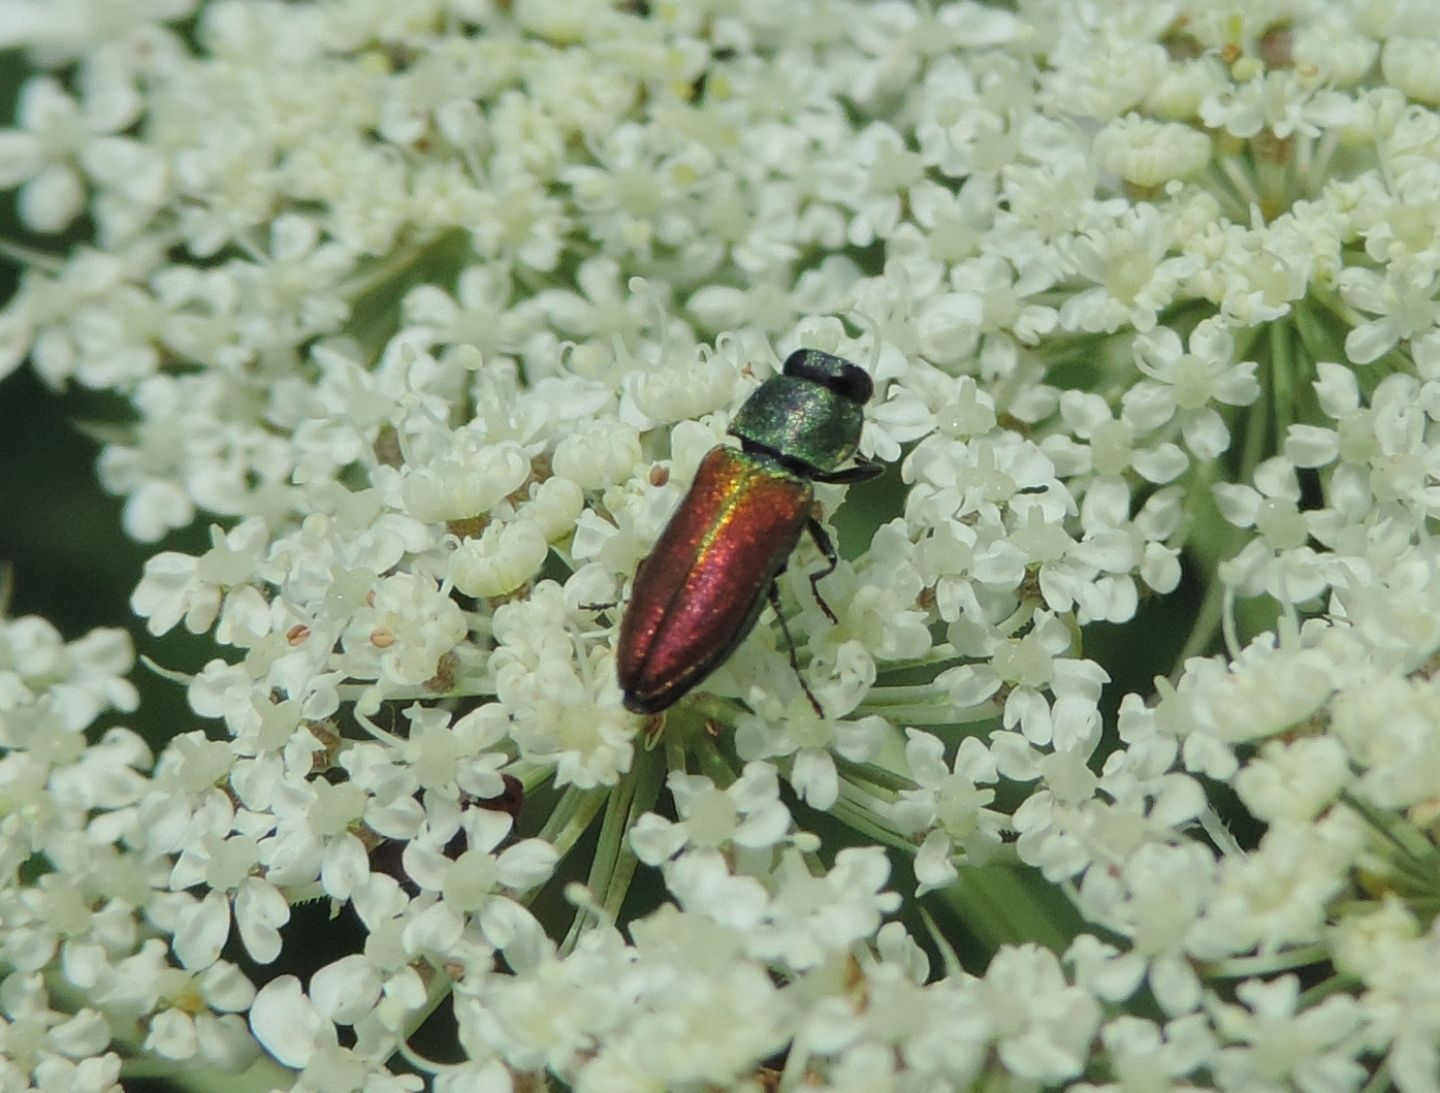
617;348;882;716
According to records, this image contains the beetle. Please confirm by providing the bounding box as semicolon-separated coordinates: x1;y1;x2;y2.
617;348;882;716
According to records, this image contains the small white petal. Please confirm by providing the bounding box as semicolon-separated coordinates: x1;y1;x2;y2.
19;161;85;232
250;976;324;1068
311;955;381;1026
172;892;230;971
496;838;559;890
146;1010;197;1060
0;129;41;186
1344;318;1397;365
630;813;687;864
234;880;290;965
914;829;958;894
791;747;839;810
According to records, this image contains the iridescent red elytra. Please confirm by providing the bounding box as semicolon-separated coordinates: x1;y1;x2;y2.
617;348;882;715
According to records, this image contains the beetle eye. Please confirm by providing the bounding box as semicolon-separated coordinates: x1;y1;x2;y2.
825;361;874;404
781;348;819;380
783;349;874;404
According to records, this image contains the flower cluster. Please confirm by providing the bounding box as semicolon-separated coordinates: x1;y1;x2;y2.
6;0;1440;1088
0;613;263;1089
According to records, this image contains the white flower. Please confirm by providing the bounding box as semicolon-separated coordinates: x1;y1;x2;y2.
939;615;1105;749
550;419;642;491
1128;319;1261;460
1338;260;1440;365
0;75;137;232
1331;902;1440;1093
531;256;651;346
169;864;288;969
1074;842;1214;1014
93;941;257;1066
1329;671;1440;810
402;264;533;363
1213;456;1330;603
890;731;1004;891
250;975;422;1090
401;435;532;525
130;519;269;636
0;616;137;733
1209;976;1367;1093
0;972;123;1093
489;584;635;788
827;532;932;661
1059;388;1185;484
847;122;928;247
630;762;793;865
1058;204;1198;334
18;0;1440;1086
1079;1013;1216;1092
623;345;739;427
651;844;899;979
1187;638;1335;748
1200;813;1364;956
1380;36;1440;106
1234;736;1351;822
450;519;550;599
339;572;469;691
1095;115;1213;187
979;944;1101;1085
734;706;889;811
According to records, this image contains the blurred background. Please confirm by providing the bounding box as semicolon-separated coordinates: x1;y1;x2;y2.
0;55;207;738
0;56;119;629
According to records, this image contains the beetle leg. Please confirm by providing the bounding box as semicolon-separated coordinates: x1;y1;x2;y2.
804;518;840;624
813;460;884;485
768;582;826;718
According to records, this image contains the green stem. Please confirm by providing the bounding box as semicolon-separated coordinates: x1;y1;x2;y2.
340;243;429;300
1172;558;1227;669
664;732;687;778
1201;160;1256;223
1299;971;1360;1009
1230;322;1267;363
865;683;967;704
831;783;915;852
590;746;665;924
1342;793;1437;866
864;703;1000;727
582;779;638;925
1170;459;1235;671
1239;338;1272;484
1253;145;1290;221
873;646;962;671
835;757;917;795
1199;941;1331;978
534;786;606;859
1311;281;1369;345
938;862;1080;956
393;962;463;1077
1292;299;1341;373
692;730;740;787
121;1056;297;1092
1270;315;1296;442
1359;1058;1391;1093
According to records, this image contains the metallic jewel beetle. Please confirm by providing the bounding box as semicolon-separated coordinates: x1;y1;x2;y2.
617;348;881;715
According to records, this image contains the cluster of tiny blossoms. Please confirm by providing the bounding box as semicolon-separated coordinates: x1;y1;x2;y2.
6;0;1440;1088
